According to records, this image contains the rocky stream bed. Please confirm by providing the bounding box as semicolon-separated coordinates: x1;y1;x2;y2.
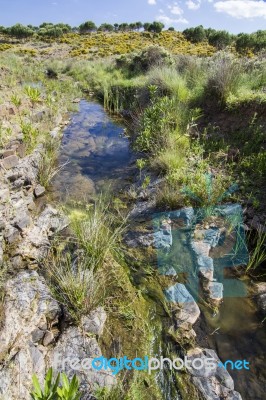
0;99;265;400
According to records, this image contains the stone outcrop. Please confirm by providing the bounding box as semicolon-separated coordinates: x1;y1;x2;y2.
187;348;242;400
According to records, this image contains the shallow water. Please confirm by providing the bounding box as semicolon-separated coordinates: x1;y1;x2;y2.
52;100;134;201
52;100;266;400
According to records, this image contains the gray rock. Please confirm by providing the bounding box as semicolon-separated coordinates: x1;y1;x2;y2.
1;155;19;170
0;271;60;361
31;328;46;344
204;228;221;248
48;327;116;394
209;282;223;301
81;307;107;336
0;188;10;202
165;267;177;276
15;214;32;232
4;226;20;244
0;343;46;400
198;256;214;281
172;207;194;226
165;284;200;327
34;184;46;198
43;331;55;346
187;348;241;400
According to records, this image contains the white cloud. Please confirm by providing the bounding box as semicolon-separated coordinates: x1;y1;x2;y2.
186;0;201;10
214;0;266;19
168;5;184;15
148;0;157;5
156;14;189;25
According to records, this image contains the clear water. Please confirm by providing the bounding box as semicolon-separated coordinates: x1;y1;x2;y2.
52;100;134;201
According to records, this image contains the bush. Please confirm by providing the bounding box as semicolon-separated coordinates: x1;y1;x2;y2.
117;45;174;75
204;52;242;105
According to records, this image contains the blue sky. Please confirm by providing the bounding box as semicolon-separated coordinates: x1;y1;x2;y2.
0;0;265;33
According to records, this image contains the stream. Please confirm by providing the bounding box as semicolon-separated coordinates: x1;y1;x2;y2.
52;100;266;400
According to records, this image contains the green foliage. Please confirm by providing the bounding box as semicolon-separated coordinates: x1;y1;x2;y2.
31;368;81;400
246;230;266;272
9;23;34;39
69;199;125;270
46;247;104;322
31;368;60;400
208;30;233;50
204;52;242;105
56;374;81;400
183;25;207;43
24;85;41;105
21;122;39;153
79;20;97;34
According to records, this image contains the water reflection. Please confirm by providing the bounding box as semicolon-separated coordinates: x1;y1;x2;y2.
52;100;134;201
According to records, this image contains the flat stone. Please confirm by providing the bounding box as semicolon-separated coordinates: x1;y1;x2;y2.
198;256;214;281
43;331;55;346
0;188;10;202
15;214;32;232
209;282;223;300
2;149;16;158
191;240;211;257
4;226;20;244
31;328;45;344
34;184;46;198
165;267;177;276
1;155;19;170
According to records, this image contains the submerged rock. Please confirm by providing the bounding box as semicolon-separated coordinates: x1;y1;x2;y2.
165;283;200;327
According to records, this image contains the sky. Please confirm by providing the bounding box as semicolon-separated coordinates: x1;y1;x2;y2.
0;0;265;33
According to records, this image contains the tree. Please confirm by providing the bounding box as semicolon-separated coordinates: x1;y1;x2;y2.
118;23;129;31
183;25;206;43
168;27;175;31
208;30;232;49
252;30;266;52
98;23;114;32
236;33;253;53
148;21;164;33
38;26;64;38
79;20;97;34
56;23;72;33
135;22;143;31
143;23;151;31
9;23;34;39
114;23;119;32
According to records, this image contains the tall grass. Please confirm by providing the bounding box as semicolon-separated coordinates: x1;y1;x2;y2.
69;199;126;271
246;229;266;272
46;249;105;322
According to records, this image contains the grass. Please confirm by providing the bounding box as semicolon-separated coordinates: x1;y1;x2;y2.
68;199;126;271
246;229;266;272
45;247;105;322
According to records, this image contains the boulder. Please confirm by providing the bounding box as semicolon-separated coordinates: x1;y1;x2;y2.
165;283;200;327
1;155;19;170
187;348;242;400
48;327;116;395
81;307;107;336
34;184;46;198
